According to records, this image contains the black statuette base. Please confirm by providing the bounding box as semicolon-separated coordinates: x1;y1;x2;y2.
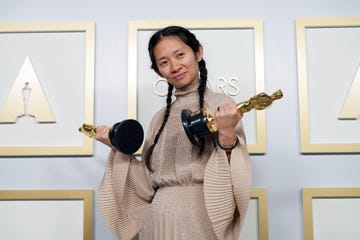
181;109;211;145
109;119;144;154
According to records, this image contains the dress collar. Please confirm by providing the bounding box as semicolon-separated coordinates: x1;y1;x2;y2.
174;82;199;98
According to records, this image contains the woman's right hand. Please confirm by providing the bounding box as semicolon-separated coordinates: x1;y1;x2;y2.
95;125;117;151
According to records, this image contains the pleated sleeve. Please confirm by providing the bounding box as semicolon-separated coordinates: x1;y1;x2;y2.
98;150;155;240
203;121;252;240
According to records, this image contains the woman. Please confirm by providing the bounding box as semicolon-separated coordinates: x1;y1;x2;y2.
95;26;252;240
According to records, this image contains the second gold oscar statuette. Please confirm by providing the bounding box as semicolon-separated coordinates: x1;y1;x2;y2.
181;89;283;145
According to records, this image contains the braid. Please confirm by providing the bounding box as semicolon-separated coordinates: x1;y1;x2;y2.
196;59;208;154
198;59;207;109
145;83;174;170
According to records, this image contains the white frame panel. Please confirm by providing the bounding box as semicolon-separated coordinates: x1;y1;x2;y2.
296;17;360;153
128;19;266;154
0;22;95;156
0;189;93;240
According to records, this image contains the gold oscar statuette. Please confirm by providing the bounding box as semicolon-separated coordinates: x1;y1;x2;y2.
79;123;97;138
78;120;144;154
181;89;283;145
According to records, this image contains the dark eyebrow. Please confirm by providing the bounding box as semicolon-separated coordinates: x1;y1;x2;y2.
156;47;186;62
168;47;186;57
174;48;185;54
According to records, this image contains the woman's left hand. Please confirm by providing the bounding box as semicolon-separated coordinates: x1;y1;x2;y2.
95;125;117;151
214;101;242;147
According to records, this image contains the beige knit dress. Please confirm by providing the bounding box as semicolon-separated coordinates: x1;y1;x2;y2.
98;83;252;240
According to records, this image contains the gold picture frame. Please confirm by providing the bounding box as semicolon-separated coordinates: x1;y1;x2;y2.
302;187;360;240
0;22;95;156
128;19;266;154
0;189;93;240
296;17;360;153
245;188;269;240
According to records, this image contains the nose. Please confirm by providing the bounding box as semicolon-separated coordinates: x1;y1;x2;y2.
170;59;181;73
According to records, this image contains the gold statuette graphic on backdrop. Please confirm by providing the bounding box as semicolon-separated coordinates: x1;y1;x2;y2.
181;89;283;145
79;120;144;154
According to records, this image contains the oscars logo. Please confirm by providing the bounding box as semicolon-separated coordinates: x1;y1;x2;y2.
0;56;55;123
338;63;360;120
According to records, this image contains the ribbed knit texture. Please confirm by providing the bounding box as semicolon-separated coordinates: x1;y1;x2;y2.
98;151;154;240
98;83;252;240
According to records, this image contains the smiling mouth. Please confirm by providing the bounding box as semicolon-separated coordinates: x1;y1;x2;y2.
173;72;186;81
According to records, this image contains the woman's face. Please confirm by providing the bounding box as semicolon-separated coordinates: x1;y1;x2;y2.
153;35;203;89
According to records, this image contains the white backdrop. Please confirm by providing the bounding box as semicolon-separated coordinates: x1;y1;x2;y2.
0;0;359;240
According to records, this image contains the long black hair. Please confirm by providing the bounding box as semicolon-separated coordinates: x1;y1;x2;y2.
145;26;208;171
